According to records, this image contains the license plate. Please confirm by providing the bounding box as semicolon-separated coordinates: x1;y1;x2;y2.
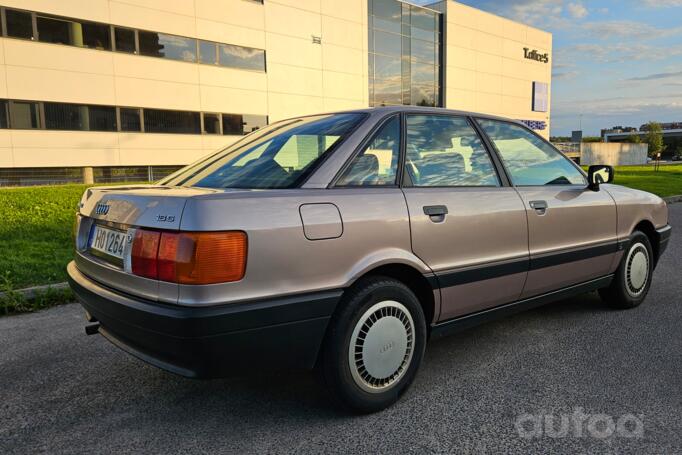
89;225;128;260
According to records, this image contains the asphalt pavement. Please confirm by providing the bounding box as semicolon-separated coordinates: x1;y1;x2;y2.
1;205;681;454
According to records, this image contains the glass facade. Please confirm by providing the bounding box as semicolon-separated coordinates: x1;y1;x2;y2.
368;0;442;107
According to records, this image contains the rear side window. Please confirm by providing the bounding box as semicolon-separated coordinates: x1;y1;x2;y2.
478;119;585;186
164;113;365;189
405;115;499;187
336;116;400;186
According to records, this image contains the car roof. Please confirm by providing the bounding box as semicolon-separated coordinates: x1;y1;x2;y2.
310;105;529;126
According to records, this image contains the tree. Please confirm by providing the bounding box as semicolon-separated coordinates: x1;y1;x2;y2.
645;121;665;157
625;134;641;144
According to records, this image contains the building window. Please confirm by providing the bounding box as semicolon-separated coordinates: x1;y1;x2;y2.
9;101;41;129
119;108;142;132
0;100;8;128
139;31;196;62
198;40;217;65
368;0;442;107
36;15;111;50
222;114;242;135
144;109;201;134
44;102;84;130
114;27;136;53
203;113;221;134
219;44;266;71
0;98;267;135
2;8;266;72
222;114;268;135
5;9;34;39
533;82;549;112
88;105;117;131
243;115;268;134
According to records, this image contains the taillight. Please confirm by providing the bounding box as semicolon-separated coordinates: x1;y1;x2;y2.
131;229;247;284
131;229;161;279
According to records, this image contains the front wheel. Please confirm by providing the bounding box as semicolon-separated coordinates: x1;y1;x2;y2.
599;231;654;309
319;276;427;414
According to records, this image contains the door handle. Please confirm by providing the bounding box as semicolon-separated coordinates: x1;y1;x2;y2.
424;205;448;222
529;200;548;214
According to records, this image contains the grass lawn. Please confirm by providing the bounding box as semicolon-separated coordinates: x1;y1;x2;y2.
610;164;682;197
0;184;89;290
1;164;681;292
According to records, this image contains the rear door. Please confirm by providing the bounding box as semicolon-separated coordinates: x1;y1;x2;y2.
401;114;529;321
476;119;617;299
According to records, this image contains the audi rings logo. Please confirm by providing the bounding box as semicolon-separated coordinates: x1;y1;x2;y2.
95;203;110;215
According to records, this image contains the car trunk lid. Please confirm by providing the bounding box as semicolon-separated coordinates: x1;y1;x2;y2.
74;185;221;303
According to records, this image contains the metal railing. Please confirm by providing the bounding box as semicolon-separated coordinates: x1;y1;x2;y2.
0;166;182;187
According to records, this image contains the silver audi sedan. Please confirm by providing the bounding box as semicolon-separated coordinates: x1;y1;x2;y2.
68;106;671;413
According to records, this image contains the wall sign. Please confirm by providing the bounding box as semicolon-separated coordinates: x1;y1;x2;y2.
523;47;549;63
519;120;547;131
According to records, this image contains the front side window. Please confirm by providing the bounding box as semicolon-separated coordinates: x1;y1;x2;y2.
161;113;365;189
405;115;499;187
477;119;586;186
336;116;400;186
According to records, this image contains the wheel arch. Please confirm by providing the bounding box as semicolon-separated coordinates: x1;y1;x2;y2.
633;219;660;263
346;263;438;328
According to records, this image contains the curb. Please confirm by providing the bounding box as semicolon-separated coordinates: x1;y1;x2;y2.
0;282;70;300
663;195;682;204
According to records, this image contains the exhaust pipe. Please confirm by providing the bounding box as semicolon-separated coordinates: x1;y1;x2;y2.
85;323;100;336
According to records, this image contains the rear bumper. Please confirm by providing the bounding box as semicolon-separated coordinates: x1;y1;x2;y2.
67;261;341;378
656;225;672;261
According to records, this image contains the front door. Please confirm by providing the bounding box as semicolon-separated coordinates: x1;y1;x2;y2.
401;114;530;321
476;119;618;299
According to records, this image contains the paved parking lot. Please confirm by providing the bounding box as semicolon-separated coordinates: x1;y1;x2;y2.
1;205;681;454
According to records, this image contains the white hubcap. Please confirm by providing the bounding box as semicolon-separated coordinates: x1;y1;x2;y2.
625;243;649;297
349;301;414;393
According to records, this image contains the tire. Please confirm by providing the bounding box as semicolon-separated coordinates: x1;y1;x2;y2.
318;276;427;414
599;231;654;309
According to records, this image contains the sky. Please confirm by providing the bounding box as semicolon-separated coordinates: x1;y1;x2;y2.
418;0;682;136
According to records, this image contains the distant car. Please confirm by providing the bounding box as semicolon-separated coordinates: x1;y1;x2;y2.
672;154;682;161
68;107;671;413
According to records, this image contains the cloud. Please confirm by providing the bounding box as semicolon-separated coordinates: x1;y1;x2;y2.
566;2;588;19
626;70;682;81
642;0;682;7
556;43;682;64
553;70;579;80
581;20;682;39
460;0;567;29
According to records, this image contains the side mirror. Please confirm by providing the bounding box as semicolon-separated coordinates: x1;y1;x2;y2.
587;165;614;191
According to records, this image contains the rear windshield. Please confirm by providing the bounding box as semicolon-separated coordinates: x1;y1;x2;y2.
161;113;366;189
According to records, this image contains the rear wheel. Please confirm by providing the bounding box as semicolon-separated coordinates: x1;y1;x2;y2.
319;276;426;414
599;231;653;309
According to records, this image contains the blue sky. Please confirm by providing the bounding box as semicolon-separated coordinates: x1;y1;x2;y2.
420;0;682;136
